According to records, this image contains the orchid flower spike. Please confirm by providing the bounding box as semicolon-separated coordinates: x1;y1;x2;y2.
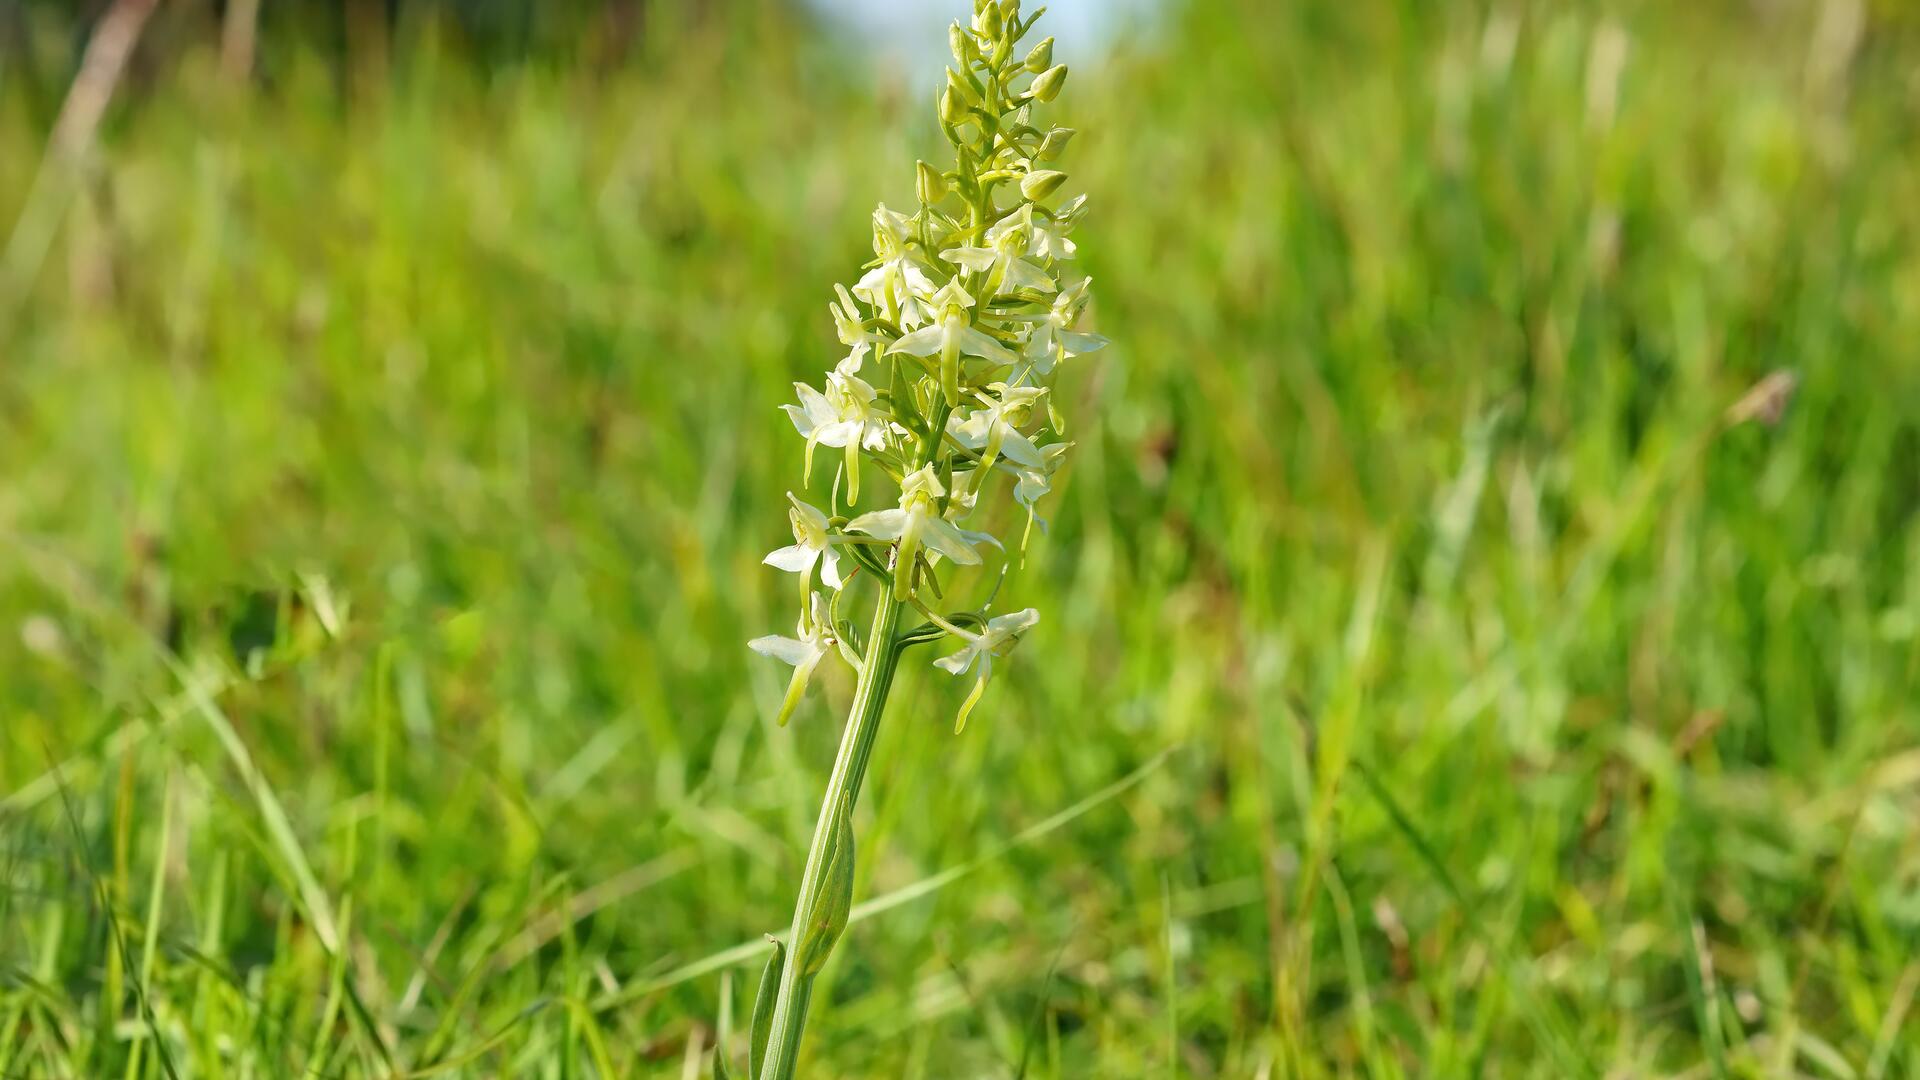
747;1;1104;1065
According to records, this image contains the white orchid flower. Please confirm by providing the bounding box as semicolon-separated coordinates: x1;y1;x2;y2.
941;213;1058;297
847;465;982;599
749;594;839;727
947;384;1048;473
762;493;843;593
1018;275;1107;378
933;608;1040;732
854;204;936;329
987;202;1077;262
829;283;882;373
890;280;1017;406
993;441;1071;544
783;371;890;503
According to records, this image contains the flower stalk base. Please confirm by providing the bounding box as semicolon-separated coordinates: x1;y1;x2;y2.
755;590;903;1078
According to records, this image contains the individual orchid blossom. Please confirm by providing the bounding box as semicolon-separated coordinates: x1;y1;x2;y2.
994;441;1071;544
1043;193;1089;255
1018;275;1107;377
889;280;1017;406
948;384;1048;476
782;370;890;503
748;594;840;728
762;493;843;593
854;204;936;329
847;465;983;599
830;283;882;372
941;215;1057;298
987;201;1077;262
933;608;1041;732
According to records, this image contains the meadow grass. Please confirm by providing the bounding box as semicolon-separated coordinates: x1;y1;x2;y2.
1;0;1917;1075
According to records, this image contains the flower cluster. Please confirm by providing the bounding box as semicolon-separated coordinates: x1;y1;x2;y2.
751;0;1103;733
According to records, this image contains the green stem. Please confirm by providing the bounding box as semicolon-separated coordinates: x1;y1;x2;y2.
758;402;953;1077
757;588;902;1078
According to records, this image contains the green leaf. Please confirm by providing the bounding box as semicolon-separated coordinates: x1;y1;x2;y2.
748;937;784;1079
800;807;856;977
843;542;892;582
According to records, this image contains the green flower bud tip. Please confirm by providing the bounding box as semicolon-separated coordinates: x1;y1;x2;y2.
946;67;981;107
916;160;947;205
1024;36;1054;73
1037;127;1076;160
1029;64;1068;103
948;22;974;65
1020;169;1067;201
976;2;1002;39
939;85;966;125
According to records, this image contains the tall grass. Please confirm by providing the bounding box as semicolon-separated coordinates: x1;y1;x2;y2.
1;0;1916;1074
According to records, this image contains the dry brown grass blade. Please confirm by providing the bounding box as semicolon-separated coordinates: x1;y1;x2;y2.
1;0;161;312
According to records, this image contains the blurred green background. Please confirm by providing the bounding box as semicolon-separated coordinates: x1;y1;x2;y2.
3;0;1918;1075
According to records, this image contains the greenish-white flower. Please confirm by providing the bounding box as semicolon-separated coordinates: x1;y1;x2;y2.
988;202;1077;262
763;493;843;591
933;608;1040;732
890;280;1017;406
855;204;936;328
784;371;890;502
830;283;882;372
847;465;983;599
948;384;1048;473
749;593;839;727
994;441;1072;542
941;219;1057;297
1019;276;1106;377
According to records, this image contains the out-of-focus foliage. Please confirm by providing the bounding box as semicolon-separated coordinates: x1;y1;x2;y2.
1;0;1917;1075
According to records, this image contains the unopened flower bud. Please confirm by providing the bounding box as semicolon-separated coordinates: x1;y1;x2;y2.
947;67;981;107
1036;127;1075;160
1024;36;1054;73
916;160;947;204
1029;64;1068;103
939;85;967;125
949;23;974;66
975;2;1002;39
1020;169;1067;201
